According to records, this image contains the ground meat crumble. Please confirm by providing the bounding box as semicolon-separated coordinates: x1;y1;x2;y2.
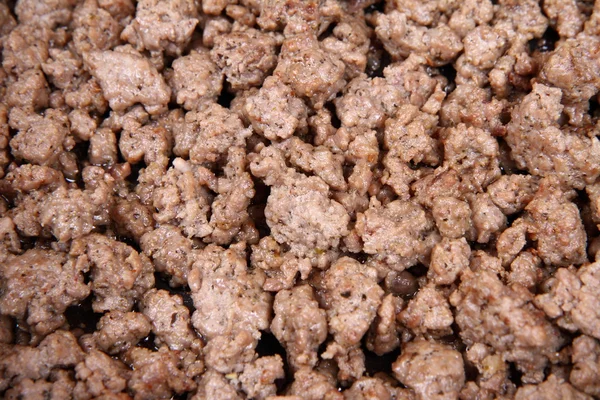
1;0;600;398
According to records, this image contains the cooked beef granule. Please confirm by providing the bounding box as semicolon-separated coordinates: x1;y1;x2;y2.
2;0;600;398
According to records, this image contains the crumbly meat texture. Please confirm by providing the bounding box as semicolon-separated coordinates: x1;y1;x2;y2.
173;103;252;164
140;289;203;353
505;83;600;189
450;269;562;383
73;349;131;399
3;0;600;396
535;261;600;340
167;49;223;110
355;197;437;270
121;0;199;57
90;311;152;355
0;330;85;392
244;76;308;140
211;27;278;91
274;34;346;109
0;249;90;338
252;154;350;261
83;46;171;115
70;234;155;313
271;285;328;371
570;335;600;397
392;340;465;400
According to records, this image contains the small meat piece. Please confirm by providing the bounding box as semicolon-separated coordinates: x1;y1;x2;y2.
208;147;256;245
539;35;600;106
271;285;328;370
167;49;223;110
110;196;154;243
14;0;77;28
39;186;98;242
71;0;122;55
508;251;543;289
280;137;346;191
89;127;118;166
91;311;151;355
42;49;85;92
366;294;402;356
324;257;383;349
9;109;70;169
202;16;233;48
288;367;344;400
0;330;85;391
121;0;199;56
202;0;234;15
320;17;370;79
468;193;506;244
320;257;382;380
535;261;600;339
399;285;453;336
84;47;171;115
244;76;308;140
275;34;346;109
5;68;49;111
0;249;90;338
343;376;404;400
141;289;202;353
463;25;507;70
119;124;171;167
431;197;472;239
356;197;437;270
570;335;600;397
486;174;538;215
188;243;271;341
211;27;278;91
174;103;252;164
64;78;109;115
524;178;587;267
203;330;257;374
250;236;312;291
451;269;562;383
494;0;548;40
392;340;465;400
69;110;97;141
97;0;135;23
140;225;193;287
515;374;591;400
192;370;242;400
374;11;462;66
543;0;584;38
239;355;285;399
138;161;213;239
440;84;505;133
124;347;197;400
442;124;500;192
2;24;51;75
264;172;350;261
73;349;131;399
384;104;440;167
70;234;155;313
334;74;408;130
506;83;600;189
4;372;75;400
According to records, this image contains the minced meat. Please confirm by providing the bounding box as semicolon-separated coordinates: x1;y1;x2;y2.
2;0;600;397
